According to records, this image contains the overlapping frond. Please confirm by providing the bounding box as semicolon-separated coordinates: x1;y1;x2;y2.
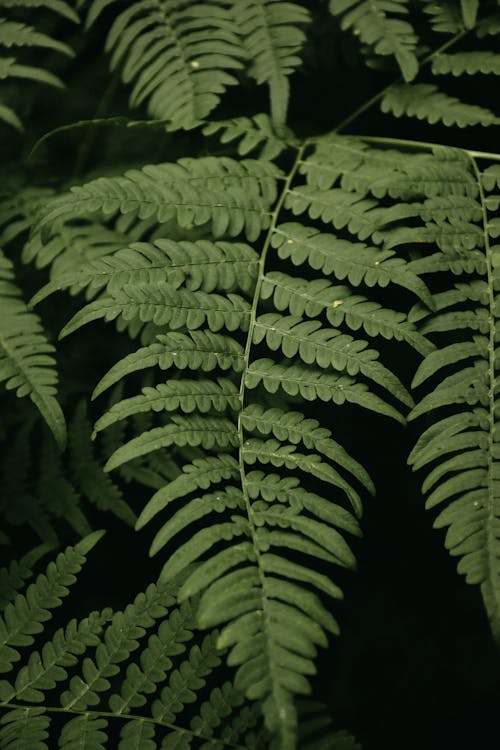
29;140;432;747
231;0;310;131
0;249;65;448
0;0;77;129
329;0;419;82
87;0;244;130
408;151;500;643
0;539;269;749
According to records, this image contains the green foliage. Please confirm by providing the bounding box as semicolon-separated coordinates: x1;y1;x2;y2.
0;0;77;129
1;1;500;748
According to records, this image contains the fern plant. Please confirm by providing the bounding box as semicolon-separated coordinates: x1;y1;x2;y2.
1;0;500;748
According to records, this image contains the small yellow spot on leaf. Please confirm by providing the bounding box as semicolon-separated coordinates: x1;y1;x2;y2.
190;60;200;68
331;300;344;308
374;260;381;266
287;239;294;244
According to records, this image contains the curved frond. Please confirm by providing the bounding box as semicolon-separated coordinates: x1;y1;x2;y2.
408;152;500;644
0;250;65;448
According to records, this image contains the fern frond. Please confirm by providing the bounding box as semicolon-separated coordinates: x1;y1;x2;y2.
241;404;375;493
271;222;433;307
94;379;240;434
0;531;103;673
252;313;412;405
92;331;245;399
32;238;260;306
87;0;244;130
408;151;500;644
432;51;500;76
203;113;289;160
260;271;433;355
329;0;419;82
380;83;500;127
59;284;251;338
36;139;430;748
38;157;281;243
0;250;65;448
0;0;77;129
0;540;264;749
459;0;478;29
423;1;463;34
231;0;310;131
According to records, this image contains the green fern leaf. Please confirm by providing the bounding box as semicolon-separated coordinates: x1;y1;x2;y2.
0;250;65;448
32;238;259;307
271;222;434;307
231;0;310;131
432;51;500;76
0;706;50;749
68;401;136;526
92;331;245;399
252;313;413;405
0;0;77;129
423;1;463;34
329;0;419;81
0;532;103;674
93;378;240;434
0;611;110;703
381;83;500;127
59;285;251;339
408;151;500;644
39;157;280;243
203;113;289;159
87;0;244;129
105;416;240;472
241;404;375;494
0;19;73;56
58;715;107;750
460;0;478;29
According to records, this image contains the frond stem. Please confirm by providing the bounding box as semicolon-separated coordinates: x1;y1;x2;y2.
236;140;308;722
469;154;500;644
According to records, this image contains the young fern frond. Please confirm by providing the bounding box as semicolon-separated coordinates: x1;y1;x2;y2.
0;0;78;130
86;0;245;131
31;138;433;748
0;249;65;448
328;0;419;82
408;152;500;644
